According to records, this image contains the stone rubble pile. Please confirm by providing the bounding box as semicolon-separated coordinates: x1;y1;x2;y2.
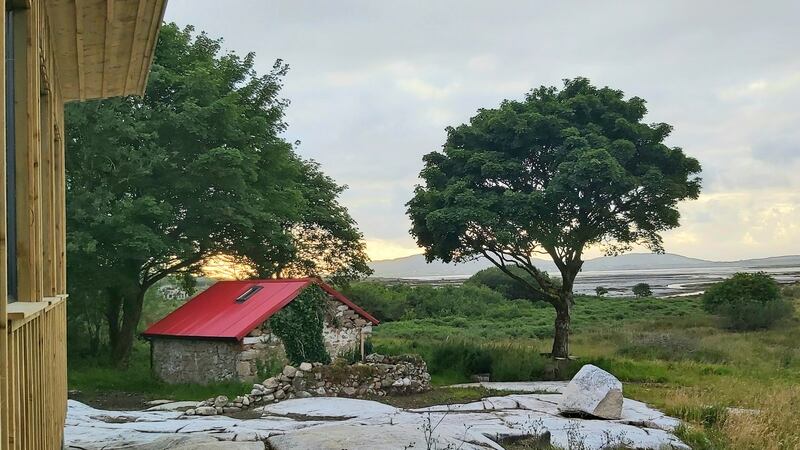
187;353;430;416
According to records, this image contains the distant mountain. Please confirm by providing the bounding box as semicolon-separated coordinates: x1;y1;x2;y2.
368;252;800;279
581;253;713;271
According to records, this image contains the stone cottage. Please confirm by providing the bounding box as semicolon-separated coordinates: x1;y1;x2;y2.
142;278;379;384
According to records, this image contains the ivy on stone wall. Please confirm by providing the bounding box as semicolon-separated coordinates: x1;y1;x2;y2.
270;285;332;365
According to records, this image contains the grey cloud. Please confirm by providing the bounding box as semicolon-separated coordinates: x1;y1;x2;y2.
165;0;800;259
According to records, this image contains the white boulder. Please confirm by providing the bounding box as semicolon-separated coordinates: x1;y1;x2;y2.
558;364;623;419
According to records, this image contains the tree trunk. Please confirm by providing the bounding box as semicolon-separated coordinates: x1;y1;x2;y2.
105;295;122;355
551;300;571;358
111;287;146;366
551;264;579;359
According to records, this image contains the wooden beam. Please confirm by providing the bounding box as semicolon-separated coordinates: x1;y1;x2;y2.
74;0;85;100
101;0;114;98
135;0;166;95
122;0;145;95
0;3;8;447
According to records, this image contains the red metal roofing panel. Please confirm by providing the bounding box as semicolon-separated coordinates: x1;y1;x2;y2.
142;278;379;341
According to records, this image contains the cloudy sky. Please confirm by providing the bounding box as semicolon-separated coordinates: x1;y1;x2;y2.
165;1;800;262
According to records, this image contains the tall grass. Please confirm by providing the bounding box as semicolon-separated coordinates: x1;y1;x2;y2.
374;338;581;383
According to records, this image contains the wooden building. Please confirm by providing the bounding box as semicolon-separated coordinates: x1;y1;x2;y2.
0;1;166;448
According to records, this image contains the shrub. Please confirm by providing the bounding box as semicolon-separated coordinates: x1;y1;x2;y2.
595;286;609;297
632;283;652;298
467;266;556;302
702;272;793;330
428;340;493;377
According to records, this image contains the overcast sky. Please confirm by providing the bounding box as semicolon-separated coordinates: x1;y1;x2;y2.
165;1;800;262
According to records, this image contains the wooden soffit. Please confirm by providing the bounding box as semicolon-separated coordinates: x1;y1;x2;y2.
46;0;167;102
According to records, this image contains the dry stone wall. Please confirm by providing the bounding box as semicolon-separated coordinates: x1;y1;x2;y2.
187;354;431;416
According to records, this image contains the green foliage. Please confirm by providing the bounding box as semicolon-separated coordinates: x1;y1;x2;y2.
703;272;793;330
467;266;556;302
339;339;373;364
595;286;609;297
255;354;286;380
375;338;581;383
341;281;512;322
270;285;331;364
406;77;702;356
66;23;369;362
632;283;652;298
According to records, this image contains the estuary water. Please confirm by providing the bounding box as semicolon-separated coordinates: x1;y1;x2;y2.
392;265;800;297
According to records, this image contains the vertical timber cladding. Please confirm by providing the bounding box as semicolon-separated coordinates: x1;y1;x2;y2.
10;0;65;303
1;0;68;448
0;3;6;448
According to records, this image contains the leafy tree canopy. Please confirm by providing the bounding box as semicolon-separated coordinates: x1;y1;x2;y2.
66;24;370;363
631;283;653;298
407;78;701;357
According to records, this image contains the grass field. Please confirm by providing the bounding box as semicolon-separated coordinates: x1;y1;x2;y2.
371;287;800;450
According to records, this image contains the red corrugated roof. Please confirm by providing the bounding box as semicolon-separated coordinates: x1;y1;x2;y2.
142;278;379;341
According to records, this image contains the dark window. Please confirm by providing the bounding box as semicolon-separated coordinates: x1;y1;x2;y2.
235;285;263;303
5;6;17;302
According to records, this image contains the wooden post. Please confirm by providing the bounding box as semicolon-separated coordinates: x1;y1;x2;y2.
359;329;365;361
0;4;8;446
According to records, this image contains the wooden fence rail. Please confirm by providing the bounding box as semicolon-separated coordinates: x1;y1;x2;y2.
3;296;67;450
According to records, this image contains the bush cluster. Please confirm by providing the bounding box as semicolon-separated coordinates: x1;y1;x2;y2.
376;338;581;382
341;282;524;322
702;272;793;330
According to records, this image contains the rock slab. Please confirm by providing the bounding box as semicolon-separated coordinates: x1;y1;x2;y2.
558;364;623;419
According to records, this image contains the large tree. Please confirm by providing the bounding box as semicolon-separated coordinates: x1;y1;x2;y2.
407;78;701;358
66;24;370;364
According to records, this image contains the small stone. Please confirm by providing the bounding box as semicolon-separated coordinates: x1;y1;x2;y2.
342;387;356;396
315;387;326;395
213;395;229;407
283;365;298;377
223;406;242;414
275;390;286;400
299;362;313;372
242;397;250;406
295;391;312;398
185;409;195;415
195;406;216;416
263;377;280;389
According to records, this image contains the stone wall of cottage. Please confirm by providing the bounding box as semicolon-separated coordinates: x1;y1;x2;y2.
150;339;241;384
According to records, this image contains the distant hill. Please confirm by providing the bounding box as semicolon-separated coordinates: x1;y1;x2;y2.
368;253;800;279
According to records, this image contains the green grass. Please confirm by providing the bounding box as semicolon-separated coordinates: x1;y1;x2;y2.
68;343;250;407
371;290;800;449
374;295;705;341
